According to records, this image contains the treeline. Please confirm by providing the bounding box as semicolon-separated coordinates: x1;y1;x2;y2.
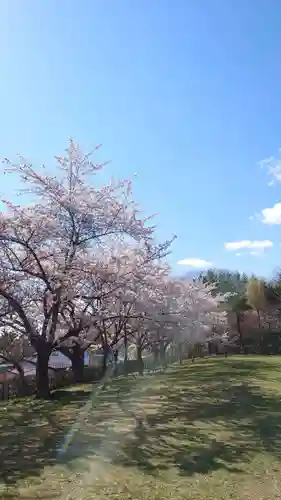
200;268;281;354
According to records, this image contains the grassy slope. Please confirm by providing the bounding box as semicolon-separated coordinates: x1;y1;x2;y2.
2;356;281;499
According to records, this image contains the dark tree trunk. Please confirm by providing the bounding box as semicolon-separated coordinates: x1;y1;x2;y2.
257;310;261;330
17;365;27;396
71;345;85;383
102;353;107;375
124;332;129;375
159;341;167;368
36;347;52;399
102;344;110;376
236;312;244;351
57;344;85;383
113;350;118;376
177;343;183;364
136;345;144;376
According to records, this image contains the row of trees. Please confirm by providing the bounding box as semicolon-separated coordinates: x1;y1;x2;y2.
0;140;224;398
200;268;281;352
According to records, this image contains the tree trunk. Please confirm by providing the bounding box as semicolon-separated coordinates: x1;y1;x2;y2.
124;332;129;375
257;310;261;330
102;344;110;376
57;344;85;383
72;358;84;383
113;350;119;377
136;345;144;376
159;341;167;369
102;352;107;375
71;345;85;383
236;312;244;351
36;347;52;399
16;364;27;396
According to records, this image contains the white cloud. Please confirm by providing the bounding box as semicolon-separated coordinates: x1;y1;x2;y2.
261;202;281;224
249;250;262;256
235;252;242;257
260;151;281;185
177;258;213;268
249;212;260;221
224;240;273;251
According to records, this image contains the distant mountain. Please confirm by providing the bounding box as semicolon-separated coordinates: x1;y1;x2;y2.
181;270;203;282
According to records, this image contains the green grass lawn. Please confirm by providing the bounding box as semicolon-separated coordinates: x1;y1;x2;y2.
2;356;281;499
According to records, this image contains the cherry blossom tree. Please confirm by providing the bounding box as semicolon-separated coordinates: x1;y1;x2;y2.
0;139;226;399
0;328;34;393
53;237;174;378
0;140;172;397
66;242;173;376
114;269;225;374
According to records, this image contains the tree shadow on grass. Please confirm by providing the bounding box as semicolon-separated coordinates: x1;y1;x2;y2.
112;358;281;476
51;357;281;479
0;391;88;487
0;373;142;489
118;384;281;475
46;357;281;479
2;357;281;489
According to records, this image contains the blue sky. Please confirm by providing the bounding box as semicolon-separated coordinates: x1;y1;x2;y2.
1;1;281;278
